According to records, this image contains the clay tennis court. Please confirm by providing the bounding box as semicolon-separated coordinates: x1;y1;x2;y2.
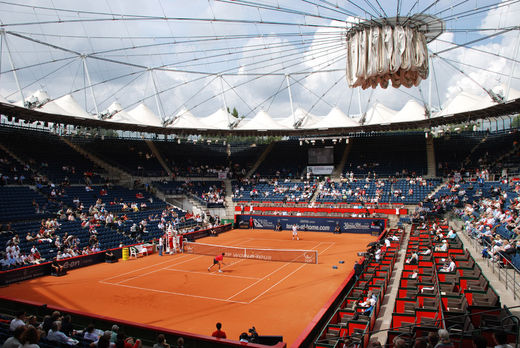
0;229;376;345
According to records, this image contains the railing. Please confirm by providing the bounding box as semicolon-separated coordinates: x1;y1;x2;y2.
464;233;520;301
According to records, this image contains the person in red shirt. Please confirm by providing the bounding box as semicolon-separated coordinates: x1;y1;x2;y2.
212;322;227;339
208;252;226;273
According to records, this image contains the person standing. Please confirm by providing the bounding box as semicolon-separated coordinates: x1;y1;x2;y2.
354;261;363;280
158;235;164;256
292;224;299;240
211;322;227;339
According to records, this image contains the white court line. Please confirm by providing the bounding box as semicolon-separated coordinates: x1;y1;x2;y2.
225;241;324;301
247;263;307;304
163;267;260;280
99;280;249;304
100;254;190;282
219;258;245;271
247;241;336;304
225;263;292;301
100;238;251;283
117;255;202;284
109;238;254;284
246;237;335;244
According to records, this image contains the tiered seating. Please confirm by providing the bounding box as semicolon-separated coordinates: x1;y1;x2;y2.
39;185;165;212
464;130;520;174
154;141;229;177
387;222;517;347
314;228;403;348
0;127;104;184
432;181;515;206
153;181;226;207
0;186;53;222
346;133;427;177
317;179;441;204
256;141;308;178
0;147;34;185
72;137;164;176
232;180;316;202
0;183;198;269
434;132;483;176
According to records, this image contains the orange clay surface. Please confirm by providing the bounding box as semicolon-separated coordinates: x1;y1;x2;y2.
0;229;376;346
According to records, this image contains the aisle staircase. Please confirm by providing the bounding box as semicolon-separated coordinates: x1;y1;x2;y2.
0;143;26;166
60;137;132;182
246;142;275;178
224;179;236;219
369;226;411;343
425;134;436;178
333;140;353;178
145;140;172;176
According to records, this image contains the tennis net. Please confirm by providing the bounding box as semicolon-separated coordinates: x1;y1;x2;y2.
183;241;318;264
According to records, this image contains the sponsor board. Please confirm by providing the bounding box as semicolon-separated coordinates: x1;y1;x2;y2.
237;215;385;234
306;165;334;175
184;223;232;241
0;249;123;286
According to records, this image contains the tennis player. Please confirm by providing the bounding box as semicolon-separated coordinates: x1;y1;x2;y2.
208;252;226;273
292;224;299;240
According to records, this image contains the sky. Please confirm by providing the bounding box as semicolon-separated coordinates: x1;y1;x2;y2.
0;0;519;124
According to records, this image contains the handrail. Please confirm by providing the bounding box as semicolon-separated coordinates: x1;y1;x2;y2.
463;230;520;300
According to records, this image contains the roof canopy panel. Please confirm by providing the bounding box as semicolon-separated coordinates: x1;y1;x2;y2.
127;103;163;127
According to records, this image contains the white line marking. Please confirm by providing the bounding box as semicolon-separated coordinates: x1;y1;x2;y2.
246;237;335;244
99;281;249;304
164;267;260;280
317;242;336;255
225;241;323;301
100;254;190;282
220;258;244;271
248;263;308;304
118;255;202;284
246;241;329;303
225;262;292;301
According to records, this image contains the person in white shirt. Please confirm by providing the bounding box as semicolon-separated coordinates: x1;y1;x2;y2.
9;311;25;331
440;257;456;272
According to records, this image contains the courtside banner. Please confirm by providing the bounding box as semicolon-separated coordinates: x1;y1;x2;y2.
236;214;385;233
0;249;123;286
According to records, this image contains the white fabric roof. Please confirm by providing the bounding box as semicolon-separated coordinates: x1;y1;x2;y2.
168;108;209;129
304;107;360;129
38;101;70;116
392;100;427;123
492;84;520;102
199;108;237;129
128;103;163;127
279;108;321;128
435;91;496;117
0;94;11;104
364;102;397;125
13;89;51;107
104;102;141;124
52;94;96;119
2;82;518;131
237;110;288;130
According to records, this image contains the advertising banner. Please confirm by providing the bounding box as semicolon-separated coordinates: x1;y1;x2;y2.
236;214;385;234
306;165;334;175
0;248;123;286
